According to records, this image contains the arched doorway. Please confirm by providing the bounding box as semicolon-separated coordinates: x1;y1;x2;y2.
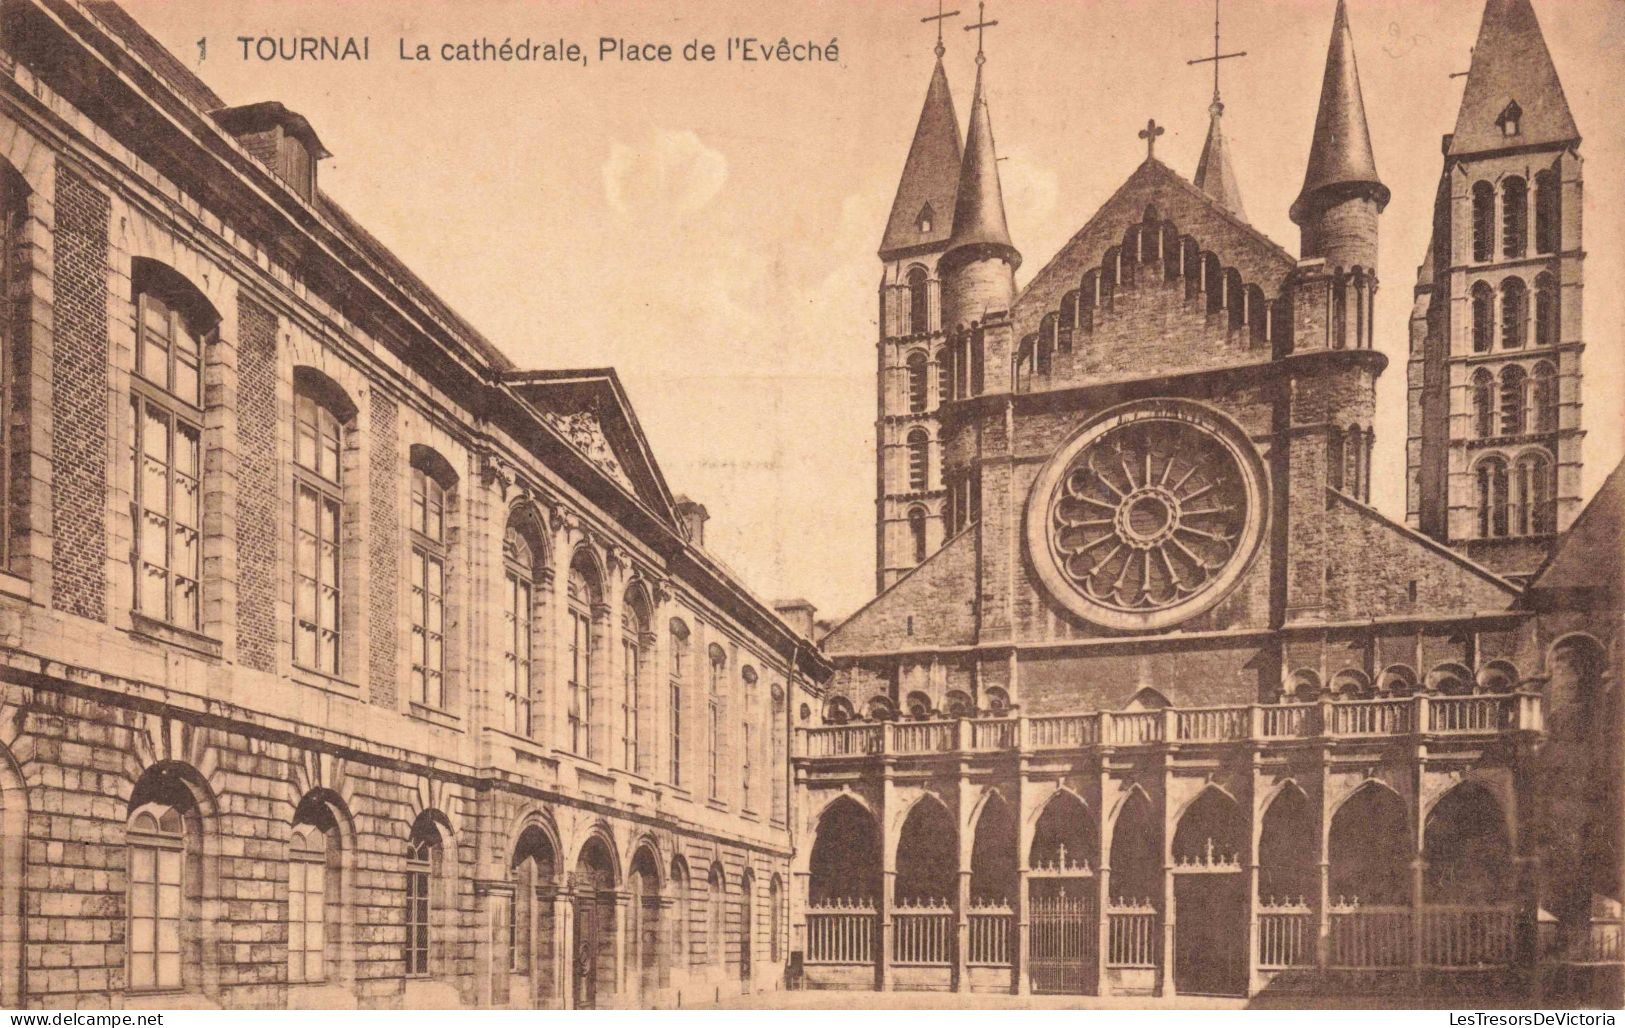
1027;791;1098;994
967;793;1016;976
1423;783;1514;967
1328;783;1411;968
1171;788;1247;996
628;845;661;1001
1107;789;1161;981
806;797;880;971
1257;784;1316;971
894;796;956;971
572;835;617;1009
511;825;558;1006
739;870;754;983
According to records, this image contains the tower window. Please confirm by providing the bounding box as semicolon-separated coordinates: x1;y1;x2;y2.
1513;451;1554;536
906;267;929;336
906;430;929;492
908;507;927;564
1476;456;1510;539
1471;182;1495;263
917;204;934;235
1501;177;1527;259
1535;171;1560;253
906;351;928;413
1500;277;1528;350
1534;272;1559;346
1471;282;1494;353
1533;361;1558;433
1497;100;1522;138
1499;365;1528;436
1471;369;1496;439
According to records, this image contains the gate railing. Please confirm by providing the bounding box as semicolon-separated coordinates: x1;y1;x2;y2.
1419;905;1514;967
804;902;875;964
1258;904;1316;969
1105;904;1158;969
1328;904;1411;968
892;901;954;966
967;904;1014;966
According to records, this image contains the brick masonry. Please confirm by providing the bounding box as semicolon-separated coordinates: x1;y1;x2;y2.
367;390;398;709
235;295;278;673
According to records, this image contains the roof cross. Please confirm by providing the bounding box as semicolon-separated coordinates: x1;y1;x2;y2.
921;0;961;59
964;0;999;65
1139;119;1165;160
1186;0;1248;102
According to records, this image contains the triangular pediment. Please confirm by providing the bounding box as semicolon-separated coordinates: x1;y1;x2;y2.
504;369;678;528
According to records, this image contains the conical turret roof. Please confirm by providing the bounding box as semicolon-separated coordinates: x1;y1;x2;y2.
1194;99;1248;221
1449;0;1578;158
944;60;1020;268
880;58;963;258
1292;0;1388;222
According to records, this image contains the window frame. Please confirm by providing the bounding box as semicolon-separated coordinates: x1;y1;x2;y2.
287;824;330;985
502;525;536;737
408;464;449;709
669;621;688;788
404;829;436;978
708;645;725;801
127;803;186;993
567;566;594;757
292;388;346;677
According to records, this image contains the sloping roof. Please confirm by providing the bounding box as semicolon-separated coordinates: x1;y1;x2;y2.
1292;0;1387;220
83;0;223;111
1194;100;1247;221
944;61;1019;267
1449;0;1579;158
880;58;962;259
822;524;980;655
1526;461;1623;604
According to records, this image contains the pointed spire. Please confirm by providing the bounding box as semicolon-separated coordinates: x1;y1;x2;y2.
1449;0;1578;157
880;57;963;258
1291;0;1389;224
1194;99;1248;220
943;57;1019;269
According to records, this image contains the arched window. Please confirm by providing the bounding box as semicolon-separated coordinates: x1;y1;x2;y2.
708;644;726;800
621;588;651;774
409;449;455;709
1502;177;1527;259
567;552;602;758
1515;451;1555;536
502;510;545;737
769;875;783;963
292;369;354;676
671;858;691;970
707;864;725;964
1500;365;1528;435
1535;272;1559;346
905;351;928;414
824;694;854;725
740;665;758;811
770;685;786;823
404;816;442;976
130;264;218;631
288;801;341;985
1472;181;1495;262
906;429;929;492
1533;361;1558;433
1535;171;1560;254
908;507;927;564
669;619;689;787
1472;369;1496;439
128;801;188;991
1476;457;1510;539
1501;277;1527;349
907;267;929;336
984;686;1010;715
1471;282;1494;353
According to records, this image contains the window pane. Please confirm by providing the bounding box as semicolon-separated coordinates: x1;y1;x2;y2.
174;353;199;406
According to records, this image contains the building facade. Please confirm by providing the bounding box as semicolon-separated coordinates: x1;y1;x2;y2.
805;0;1619;1005
0;0;828;1009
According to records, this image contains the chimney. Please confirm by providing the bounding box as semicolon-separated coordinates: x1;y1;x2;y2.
674;495;709;548
211;101;330;202
773;598;818;640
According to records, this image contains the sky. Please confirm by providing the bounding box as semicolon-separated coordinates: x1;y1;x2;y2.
119;0;1625;624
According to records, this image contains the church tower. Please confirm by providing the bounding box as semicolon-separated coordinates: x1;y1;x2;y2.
1406;0;1584;581
875;40;963;591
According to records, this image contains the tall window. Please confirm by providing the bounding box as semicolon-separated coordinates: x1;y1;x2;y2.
130;279;211;630
1517;452;1555;535
293;375;349;675
288;823;330;984
405;819;440;977
906;430;929;491
908;507;927;563
1501;277;1527;350
906;352;928;413
408;461;449;708
770;686;786;824
1533;361;1558;433
707;864;725;963
1471;282;1494;353
1472;181;1495;262
672;859;690;969
621;591;649;774
669;620;689;786
769;875;783;963
1500;365;1528;436
1472;369;1496;439
1476;457;1510;539
1535;273;1559;347
567;559;597;757
906;267;929;335
502;518;540;737
740;666;757;811
1502;177;1527;259
1535;171;1560;254
128;803;185;991
708;644;725;800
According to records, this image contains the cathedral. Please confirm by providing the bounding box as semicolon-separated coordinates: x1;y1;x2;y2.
805;0;1621;1005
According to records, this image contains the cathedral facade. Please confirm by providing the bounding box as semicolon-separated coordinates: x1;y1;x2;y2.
800;0;1620;1005
0;0;827;1010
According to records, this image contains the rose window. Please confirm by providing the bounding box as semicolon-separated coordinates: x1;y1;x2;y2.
1027;401;1267;631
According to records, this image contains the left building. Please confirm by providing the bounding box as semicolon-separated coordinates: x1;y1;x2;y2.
0;0;829;1009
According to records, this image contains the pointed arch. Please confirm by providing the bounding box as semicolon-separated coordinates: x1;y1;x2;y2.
1172;786;1245;865
1258;782;1315;905
1029;788;1095;871
1328;780;1409;905
1423;781;1512;903
1109;785;1160;906
894;792;956;904
809;794;880;904
968;790;1017;905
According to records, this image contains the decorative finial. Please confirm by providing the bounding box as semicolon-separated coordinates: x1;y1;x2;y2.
1139;118;1165;160
921;0;961;59
1187;0;1248;104
964;0;999;65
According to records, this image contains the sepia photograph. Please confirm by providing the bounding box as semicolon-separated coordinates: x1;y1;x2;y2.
0;0;1618;1016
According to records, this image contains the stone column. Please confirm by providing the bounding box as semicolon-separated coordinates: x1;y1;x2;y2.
557;892;575;1010
879;726;896;992
1014;732;1033;995
613;890;631;1006
1097;763;1112;998
955;749;972;992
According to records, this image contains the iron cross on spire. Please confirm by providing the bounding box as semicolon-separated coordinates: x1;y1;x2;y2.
1186;0;1248;102
1139;119;1165;160
964;0;998;65
921;0;961;59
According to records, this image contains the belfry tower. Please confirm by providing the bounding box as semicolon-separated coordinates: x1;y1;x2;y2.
1406;0;1584;581
874;18;963;591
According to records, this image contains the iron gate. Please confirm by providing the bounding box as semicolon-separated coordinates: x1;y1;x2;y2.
1029;884;1098;994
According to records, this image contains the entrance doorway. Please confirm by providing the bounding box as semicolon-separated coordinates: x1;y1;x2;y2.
1173;873;1246;995
572;836;617;1009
